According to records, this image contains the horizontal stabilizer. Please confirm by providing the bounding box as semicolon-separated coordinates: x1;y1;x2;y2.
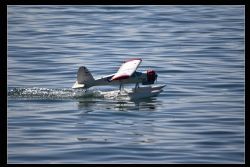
72;81;85;89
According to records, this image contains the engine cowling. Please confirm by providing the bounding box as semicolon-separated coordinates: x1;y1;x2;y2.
142;69;157;85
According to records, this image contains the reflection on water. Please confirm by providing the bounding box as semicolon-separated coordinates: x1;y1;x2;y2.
77;96;159;111
76;104;157;146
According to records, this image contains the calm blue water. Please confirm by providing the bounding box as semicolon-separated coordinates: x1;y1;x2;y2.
7;5;245;164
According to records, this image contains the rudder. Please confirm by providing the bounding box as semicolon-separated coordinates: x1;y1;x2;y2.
72;66;95;89
77;66;95;85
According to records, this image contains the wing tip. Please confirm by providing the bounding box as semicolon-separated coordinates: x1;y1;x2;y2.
124;58;142;63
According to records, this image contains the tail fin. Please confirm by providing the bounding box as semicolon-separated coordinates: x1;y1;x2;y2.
72;66;95;89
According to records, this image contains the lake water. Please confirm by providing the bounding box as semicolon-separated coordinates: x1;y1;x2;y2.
7;5;245;164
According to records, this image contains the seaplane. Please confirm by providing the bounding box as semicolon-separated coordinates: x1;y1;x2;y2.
72;58;165;99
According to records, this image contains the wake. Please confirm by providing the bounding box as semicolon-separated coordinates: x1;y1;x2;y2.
7;87;130;100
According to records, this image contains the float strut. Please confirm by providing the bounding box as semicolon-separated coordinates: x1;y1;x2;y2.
119;81;123;94
135;82;139;92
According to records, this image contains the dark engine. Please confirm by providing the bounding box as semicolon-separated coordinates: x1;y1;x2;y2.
142;70;157;85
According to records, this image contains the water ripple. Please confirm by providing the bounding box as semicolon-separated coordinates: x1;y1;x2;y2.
7;5;244;164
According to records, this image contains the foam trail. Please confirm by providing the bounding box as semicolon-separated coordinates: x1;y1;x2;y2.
8;87;103;99
100;89;131;101
7;87;132;100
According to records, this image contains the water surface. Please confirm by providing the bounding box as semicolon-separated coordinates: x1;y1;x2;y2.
8;5;245;163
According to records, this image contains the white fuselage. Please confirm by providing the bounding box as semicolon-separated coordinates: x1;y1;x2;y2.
90;71;148;87
72;66;157;89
